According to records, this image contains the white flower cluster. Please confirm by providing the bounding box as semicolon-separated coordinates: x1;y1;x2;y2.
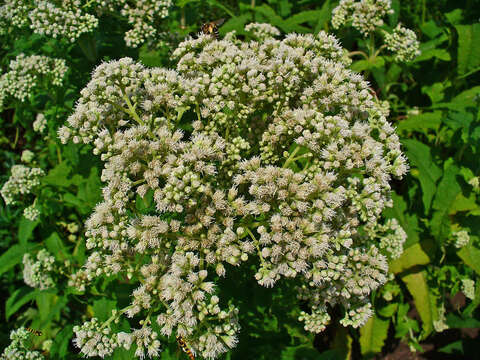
245;22;281;39
462;278;475;300
332;0;393;36
0;327;45;360
0;0;97;42
33;113;47;133
0;54;67;110
1;164;44;205
452;230;470;248
23;204;40;221
73;318;118;358
384;24;421;62
60;25;407;358
0;0;172;48
22;249;56;290
21;150;35;163
119;0;173;48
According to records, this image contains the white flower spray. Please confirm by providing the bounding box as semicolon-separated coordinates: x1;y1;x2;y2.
60;25;407;358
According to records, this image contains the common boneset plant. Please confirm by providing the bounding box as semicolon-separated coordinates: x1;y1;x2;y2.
59;24;407;358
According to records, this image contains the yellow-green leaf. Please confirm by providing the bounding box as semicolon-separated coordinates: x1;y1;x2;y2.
401;271;436;336
359;316;389;357
389;243;431;274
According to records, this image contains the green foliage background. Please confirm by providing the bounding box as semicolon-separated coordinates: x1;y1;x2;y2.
0;0;479;359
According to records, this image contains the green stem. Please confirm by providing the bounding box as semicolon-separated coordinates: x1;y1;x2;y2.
282;146;301;168
122;93;144;125
348;50;369;60
12;127;19;149
246;228;265;265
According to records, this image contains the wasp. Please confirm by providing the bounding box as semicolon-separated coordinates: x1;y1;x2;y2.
26;327;42;336
177;336;195;360
201;19;225;39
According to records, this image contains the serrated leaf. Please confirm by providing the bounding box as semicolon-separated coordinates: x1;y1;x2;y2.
359;315;389;356
5;287;38;320
457;243;480;275
397;111;442;136
42;161;72;187
456;24;480;75
402;139;442;213
389;243;430;274
401;271;436;336
431;160;461;243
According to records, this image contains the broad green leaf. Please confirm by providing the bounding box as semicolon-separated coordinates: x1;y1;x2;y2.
438;340;463;355
359;315;389;357
42;161;72;187
397;111;442;136
401;271;436;336
445;9;463;25
93;298;117;322
5;287;38;320
389;243;430;274
402;139;442;213
222;14;252;35
377;303;398;318
351;57;385;72
0;243;37;277
457;243;480;275
450;193;480;214
431;160;461;243
314;0;333;33
18;217;39;245
456;24;480;75
281;345;323;359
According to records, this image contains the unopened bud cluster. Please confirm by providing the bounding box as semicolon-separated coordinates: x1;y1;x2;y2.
60;24;407;358
332;0;393;36
385;24;421;62
1;164;44;205
0;327;45;360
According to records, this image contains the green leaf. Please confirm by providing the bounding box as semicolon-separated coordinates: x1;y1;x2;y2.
397;111;442;136
0;244;36;277
93;298;117;322
359;315;389;357
377;303;398;318
456;24;480;75
402;139;442;213
389;243;430;274
457;243;480;275
42;161;72;187
446;314;480;328
431;160;461;243
314;0;333;33
5;287;38;320
45;232;69;260
401;271;436;336
50;325;74;358
18;217;39;245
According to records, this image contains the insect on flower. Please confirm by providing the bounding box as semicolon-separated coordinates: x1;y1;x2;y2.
26;327;42;336
177;336;195;360
201;19;225;39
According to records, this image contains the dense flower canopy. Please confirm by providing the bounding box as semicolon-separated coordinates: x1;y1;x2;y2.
59;25;407;358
